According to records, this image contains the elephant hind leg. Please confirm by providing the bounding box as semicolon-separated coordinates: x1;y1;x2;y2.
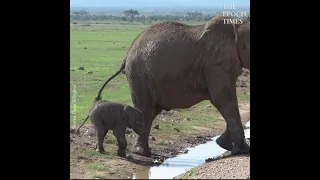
96;128;108;153
131;105;162;157
127;75;163;157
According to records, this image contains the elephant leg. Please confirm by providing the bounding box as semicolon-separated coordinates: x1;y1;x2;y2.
127;73;163;157
95;128;108;153
131;106;162;157
216;129;232;151
207;74;249;155
113;129;127;157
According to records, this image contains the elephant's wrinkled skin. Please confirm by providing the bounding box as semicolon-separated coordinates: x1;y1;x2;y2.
76;100;145;157
96;15;250;157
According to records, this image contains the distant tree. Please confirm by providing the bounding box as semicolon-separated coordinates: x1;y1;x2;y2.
246;14;250;22
72;10;88;17
203;15;213;21
184;11;202;21
79;10;88;16
123;9;139;22
72;11;81;17
70;9;216;22
186;11;202;17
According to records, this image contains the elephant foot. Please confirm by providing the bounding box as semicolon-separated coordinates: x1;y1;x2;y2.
117;149;126;158
216;133;232;151
131;144;151;157
126;154;133;160
75;129;80;135
96;147;106;153
231;139;250;155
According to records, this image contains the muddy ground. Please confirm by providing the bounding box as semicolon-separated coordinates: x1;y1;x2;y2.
70;70;250;179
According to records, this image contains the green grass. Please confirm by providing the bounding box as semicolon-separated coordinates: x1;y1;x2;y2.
175;168;197;179
238;92;250;102
70;147;114;161
87;163;109;171
70;21;139;126
92;174;107;179
156;140;168;145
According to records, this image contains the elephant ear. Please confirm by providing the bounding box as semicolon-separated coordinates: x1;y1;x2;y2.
198;28;214;51
123;106;144;127
236;22;250;70
198;16;239;50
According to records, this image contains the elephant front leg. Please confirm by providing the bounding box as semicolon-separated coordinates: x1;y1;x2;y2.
216;130;233;151
113;129;127;158
208;75;250;155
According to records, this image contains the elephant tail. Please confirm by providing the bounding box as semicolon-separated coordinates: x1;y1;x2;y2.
75;115;90;134
95;58;126;101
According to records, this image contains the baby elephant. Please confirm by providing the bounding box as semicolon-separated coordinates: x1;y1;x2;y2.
76;100;145;157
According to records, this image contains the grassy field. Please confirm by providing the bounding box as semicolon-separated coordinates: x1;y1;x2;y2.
70;20;250;179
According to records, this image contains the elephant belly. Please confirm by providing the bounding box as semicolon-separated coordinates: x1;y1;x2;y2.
156;87;210;109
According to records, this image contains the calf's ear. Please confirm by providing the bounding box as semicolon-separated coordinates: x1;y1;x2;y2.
123;106;136;125
123;106;144;127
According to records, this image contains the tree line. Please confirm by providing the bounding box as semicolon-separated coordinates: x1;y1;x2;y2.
71;9;216;22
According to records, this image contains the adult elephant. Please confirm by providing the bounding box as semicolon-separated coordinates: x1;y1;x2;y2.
95;15;250;157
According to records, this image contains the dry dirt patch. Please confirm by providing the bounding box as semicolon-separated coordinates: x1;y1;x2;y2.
175;155;250;179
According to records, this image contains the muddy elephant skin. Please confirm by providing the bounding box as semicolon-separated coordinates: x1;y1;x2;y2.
96;15;250;157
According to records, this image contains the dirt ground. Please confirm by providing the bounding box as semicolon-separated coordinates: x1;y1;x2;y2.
175;153;250;179
70;70;250;179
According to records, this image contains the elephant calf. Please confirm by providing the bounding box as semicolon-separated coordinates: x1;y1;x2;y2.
76;100;145;157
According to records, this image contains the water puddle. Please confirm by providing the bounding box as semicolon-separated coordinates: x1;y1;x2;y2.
132;121;250;179
245;120;250;138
